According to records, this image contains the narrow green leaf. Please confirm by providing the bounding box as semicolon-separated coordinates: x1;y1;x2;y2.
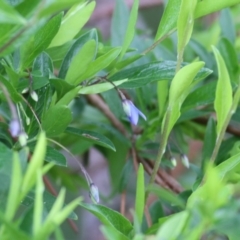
120;0;139;59
21;12;62;68
157;80;168;118
0;75;21;102
110;61;212;89
56;85;81;106
101;226;130;240
65;127;116;151
135;163;145;226
177;0;197;54
165;61;204;137
79;203;133;236
65;40;96;85
147;185;185;209
111;0;129;46
156;211;189;239
0;0;26;24
33;171;44;235
49;78;75;100
201;118;217;168
216;152;240;180
59;29;98;79
169;62;205;105
21;132;47;199
155;0;181;40
195;0;240;19
5;151;22;220
218;38;239;84
42;106;72;137
78;79;127;94
49;1;96;47
77;47;122;82
212;46;233;136
220;8;236;44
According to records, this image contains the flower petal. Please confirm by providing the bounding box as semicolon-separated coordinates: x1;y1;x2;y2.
129;102;139;125
137;108;147;121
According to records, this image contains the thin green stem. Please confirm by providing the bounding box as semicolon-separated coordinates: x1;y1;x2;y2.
142;30;174;55
145;111;171;201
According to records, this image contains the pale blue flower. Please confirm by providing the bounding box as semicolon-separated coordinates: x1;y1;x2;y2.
122;99;146;125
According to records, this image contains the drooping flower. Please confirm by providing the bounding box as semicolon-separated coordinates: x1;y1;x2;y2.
122;99;146;125
9;119;21;137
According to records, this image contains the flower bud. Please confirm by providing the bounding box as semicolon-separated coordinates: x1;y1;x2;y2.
89;183;99;204
170;156;177;167
181;154;190;168
30;91;38;102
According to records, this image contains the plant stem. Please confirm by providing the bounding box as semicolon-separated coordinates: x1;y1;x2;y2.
148;111;170;187
142;30;174;55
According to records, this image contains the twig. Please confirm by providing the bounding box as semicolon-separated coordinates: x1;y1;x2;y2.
86;94;127;135
120;191;126;216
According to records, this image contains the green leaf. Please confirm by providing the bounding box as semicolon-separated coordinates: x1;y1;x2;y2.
77;47;122;81
32;52;53;77
135;163;145;226
59;29;98;79
165;61;205;137
177;0;197;54
28;143;67;166
218;38;239;84
0;0;26;24
156;211;189;239
5;151;22;220
49;1;96;47
155;0;181;40
65;40;97;85
49;78;75;100
21;12;62;68
212;46;233;136
216;152;240;180
147;185;185;209
169;62;205;105
220;8;235;44
80;203;133;237
201;118;216;168
21;132;47;199
22;190;77;220
189;39;214;69
78;79;127;94
65;127;116;151
157;80;168;118
45;150;66;167
120;0;139;59
195;0;240;19
101;226;130;240
56;86;81;106
38;0;85;18
42;106;72;137
111;0;129;46
110;61;212;88
0;75;22;102
183;81;217;111
118;160;134;192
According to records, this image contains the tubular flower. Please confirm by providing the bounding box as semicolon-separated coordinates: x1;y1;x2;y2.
122;99;146;125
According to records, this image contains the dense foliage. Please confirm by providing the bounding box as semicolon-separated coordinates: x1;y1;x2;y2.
0;0;240;239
